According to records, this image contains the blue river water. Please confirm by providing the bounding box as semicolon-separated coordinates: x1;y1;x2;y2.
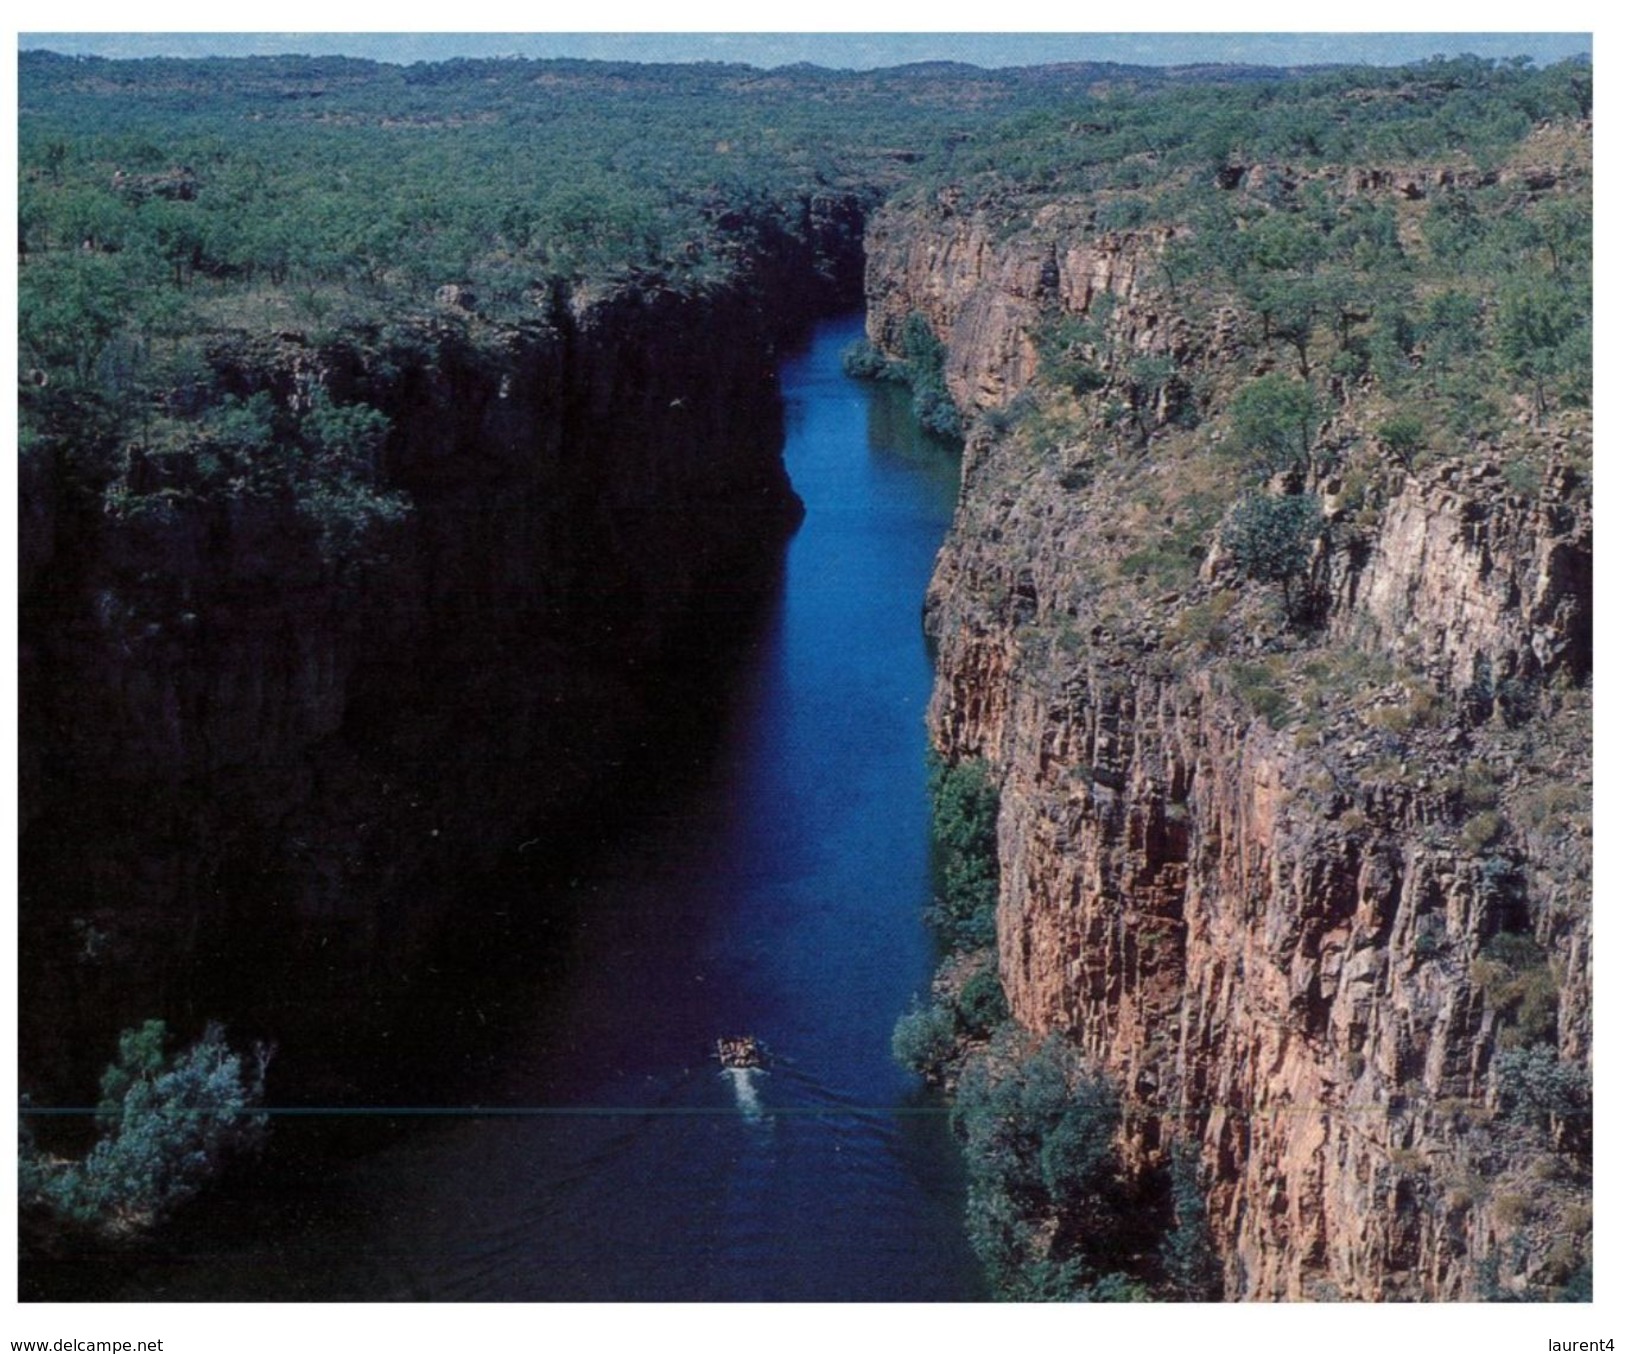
49;313;984;1302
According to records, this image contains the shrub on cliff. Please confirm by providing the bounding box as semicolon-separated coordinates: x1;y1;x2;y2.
891;999;959;1083
1159;1142;1224;1300
839;339;895;381
898;312;964;441
1492;1045;1590;1136
1223;491;1322;621
21;1021;270;1237
955;963;1009;1038
892;963;1009;1082
951;1033;1128;1300
899;311;946;381
912;384;966;441
1035;311;1111;398
1227;373;1320;477
843;316;964;440
927;754;1000;947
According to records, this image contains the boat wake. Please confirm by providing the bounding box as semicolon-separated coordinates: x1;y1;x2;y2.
724;1066;766;1122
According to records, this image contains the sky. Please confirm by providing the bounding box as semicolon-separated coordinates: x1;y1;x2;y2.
16;31;1594;69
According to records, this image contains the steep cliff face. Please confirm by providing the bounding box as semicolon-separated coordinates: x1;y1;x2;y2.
865;196;1170;411
1329;457;1591;694
19;251;848;1094
878;181;1592;1300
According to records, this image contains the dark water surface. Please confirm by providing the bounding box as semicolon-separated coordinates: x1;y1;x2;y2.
39;314;983;1302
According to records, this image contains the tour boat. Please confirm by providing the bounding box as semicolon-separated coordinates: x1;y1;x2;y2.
716;1035;766;1069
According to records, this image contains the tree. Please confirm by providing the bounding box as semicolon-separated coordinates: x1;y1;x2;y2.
1314;267;1372;355
22;1022;271;1236
1263;277;1322;379
928;755;1000;946
1224;492;1322;618
1376;412;1428;467
1159;1143;1223;1299
1244;211;1324;273
97;1019;168;1123
955;963;1009;1038
1420;288;1484;367
18;251;132;384
1228;373;1319;476
1496;278;1591;420
1423;191;1486;264
135;198;208;289
1330;198;1403;271
952;1034;1126;1300
55;185;130;255
891;999;958;1082
1524;196;1590;279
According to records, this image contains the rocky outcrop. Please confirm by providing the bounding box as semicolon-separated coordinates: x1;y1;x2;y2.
884;189;1592;1300
1330;455;1591;694
864;196;1170;411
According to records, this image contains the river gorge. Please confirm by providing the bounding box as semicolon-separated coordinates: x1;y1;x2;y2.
22;317;988;1302
18;50;1592;1307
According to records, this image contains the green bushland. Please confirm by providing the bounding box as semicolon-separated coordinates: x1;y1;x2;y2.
904;55;1588;212
22;52;1590;596
935;57;1590;644
21;1021;270;1238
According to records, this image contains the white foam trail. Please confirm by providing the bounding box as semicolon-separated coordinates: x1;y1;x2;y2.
725;1066;764;1122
